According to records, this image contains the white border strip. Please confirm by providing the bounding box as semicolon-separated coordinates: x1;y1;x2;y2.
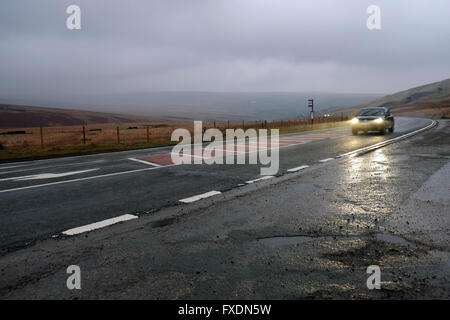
0;168;99;182
179;190;221;203
339;120;437;158
0;165;175;194
128;157;162;167
0;165;23;170
62;214;138;236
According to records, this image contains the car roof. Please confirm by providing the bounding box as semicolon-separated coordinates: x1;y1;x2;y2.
360;107;389;112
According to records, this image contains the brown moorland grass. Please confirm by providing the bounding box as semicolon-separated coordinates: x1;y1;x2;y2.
0;117;349;161
392;100;450;119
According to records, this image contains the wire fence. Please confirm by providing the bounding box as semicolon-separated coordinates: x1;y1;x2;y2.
0;115;349;149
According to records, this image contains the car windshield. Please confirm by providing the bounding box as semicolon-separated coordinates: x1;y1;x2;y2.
358;109;385;116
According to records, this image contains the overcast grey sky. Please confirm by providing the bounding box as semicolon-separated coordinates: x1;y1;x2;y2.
1;0;449;99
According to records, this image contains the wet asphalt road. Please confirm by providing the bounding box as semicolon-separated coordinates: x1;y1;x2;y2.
0;117;431;252
0;117;448;299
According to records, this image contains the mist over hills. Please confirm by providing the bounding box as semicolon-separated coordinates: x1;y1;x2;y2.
0;104;162;129
0;91;382;127
1;78;448;129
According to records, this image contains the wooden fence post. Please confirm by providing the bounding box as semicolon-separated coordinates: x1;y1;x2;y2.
40;126;44;148
116;126;120;144
82;126;86;144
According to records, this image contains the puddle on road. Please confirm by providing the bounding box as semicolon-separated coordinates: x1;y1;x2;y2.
258;233;425;249
375;233;423;249
258;235;316;246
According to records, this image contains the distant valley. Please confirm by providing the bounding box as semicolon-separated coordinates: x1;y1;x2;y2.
0;92;381;128
1;78;449;129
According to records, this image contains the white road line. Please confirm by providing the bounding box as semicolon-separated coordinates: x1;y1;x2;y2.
0;160;106;175
246;176;275;184
62;214;138;236
287;165;309;173
0;120;434;194
319;158;334;163
339;120;437;157
0;165;175;194
0;169;99;182
0;171;22;175
179;190;222;203
0;165;23;170
128;157;161;167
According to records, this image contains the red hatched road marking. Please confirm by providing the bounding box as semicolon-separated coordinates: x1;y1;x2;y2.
133;132;347;166
138;154;174;166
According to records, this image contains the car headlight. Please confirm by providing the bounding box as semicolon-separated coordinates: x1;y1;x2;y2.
351;118;359;124
374;118;383;123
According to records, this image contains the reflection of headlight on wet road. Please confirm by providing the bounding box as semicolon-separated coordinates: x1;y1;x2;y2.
374;118;383;123
351;118;359;124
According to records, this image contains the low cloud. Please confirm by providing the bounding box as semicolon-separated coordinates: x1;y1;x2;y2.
0;0;449;102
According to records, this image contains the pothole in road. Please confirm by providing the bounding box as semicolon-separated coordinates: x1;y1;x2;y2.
257;235;359;246
414;153;450;159
149;218;176;228
321;238;426;268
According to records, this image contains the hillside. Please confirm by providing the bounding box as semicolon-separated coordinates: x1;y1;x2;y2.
333;78;450;118
0;104;164;129
0;92;382;124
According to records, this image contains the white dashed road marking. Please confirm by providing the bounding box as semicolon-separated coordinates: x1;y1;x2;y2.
319;158;334;163
179;190;222;203
62;214;138;236
287;165;309;172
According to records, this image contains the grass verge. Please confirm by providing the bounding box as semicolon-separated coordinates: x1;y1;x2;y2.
0;140;176;162
277;120;349;135
0;121;350;162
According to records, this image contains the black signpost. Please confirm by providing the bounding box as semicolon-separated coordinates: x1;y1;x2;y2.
308;99;314;125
